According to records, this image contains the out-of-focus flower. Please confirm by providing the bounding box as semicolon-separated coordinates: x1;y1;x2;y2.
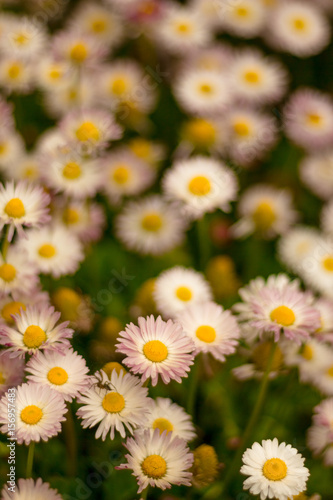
0;56;33;93
1;478;64;500
205;256;241;301
0;350;24;397
278;227;320;275
0;246;38;296
233;340;284;381
56;200;106;244
0;17;48;60
219;0;266;39
297;237;333;299
300;151;333;200
0;288;50;326
191;444;219;488
53;30;106;67
51;287;94;333
130;278;158;318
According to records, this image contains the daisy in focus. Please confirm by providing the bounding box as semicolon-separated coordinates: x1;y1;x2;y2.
154;266;212;318
0;382;67;445
116;428;193;493
234;274;321;343
240;438;309;500
115;195;188;256
77;369;151;440
116;315;195;386
163;156;238;220
177;302;240;362
143;397;196;442
0;181;50;240
26;348;90;402
0;304;73;357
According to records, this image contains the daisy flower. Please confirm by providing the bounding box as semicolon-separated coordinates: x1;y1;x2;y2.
56;200;106;244
232;185;297;239
180;116;227;155
177;302;240;362
322;200;333;235
173;67;230;116
0;56;33;93
53;29;106;67
284;339;329;386
0;130;24;171
163;156;238;220
229;49;288;104
60;108;122;152
0;382;67;445
41;152;104;199
278;226;320;274
311;346;333;396
0;287;50;326
1;477;63;500
0;304;73;358
35;56;71;92
0;17;48;60
298;237;333;299
18;223;84;278
142;397;196;442
233;274;321;343
312;397;333;429
266;1;330;57
77;369;151;440
116;315;195;386
307;424;333;467
115;195;188;256
232;340;284;381
2;152;41;183
26;348;90;402
127;137;166;167
284;89;333;151
102;149;156;205
300;151;333;200
0;181;50;241
0;246;38;296
220;0;266;38
116;428;193;493
312;298;333;344
152;4;211;54
240;438;309;500
0;350;25;397
154;266;213;318
181;43;233;74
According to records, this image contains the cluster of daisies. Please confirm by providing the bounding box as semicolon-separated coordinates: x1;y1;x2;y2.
0;0;332;499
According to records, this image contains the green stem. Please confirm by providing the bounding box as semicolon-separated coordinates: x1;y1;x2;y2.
196;216;210;271
63;403;77;477
187;357;200;418
140;486;149;500
203;342;278;499
26;441;35;478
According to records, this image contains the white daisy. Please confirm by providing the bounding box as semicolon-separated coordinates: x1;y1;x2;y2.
311;346;333;396
35;56;71;91
0;245;38;296
127;137;166;167
115;195;187;256
116;428;193;493
322;200;333;235
266;1;330;57
300;151;333;200
0;304;73;358
53;29;106;67
241;438;309;500
0;382;67;445
0;130;25;170
116;315;195;386
278;226;320;274
283;339;327;386
307;424;333;467
163;156;238;220
154;266;213;318
55;200;106;244
0;287;50;326
180;116;228;155
177;302;240;362
0;181;50;241
0;56;33;93
0;17;48;60
77;369;152;440
26;348;90;402
1;477;63;500
174;67;230;116
298;236;333;298
220;0;266;38
18;223;84;278
142;397;196;442
2;152;41;183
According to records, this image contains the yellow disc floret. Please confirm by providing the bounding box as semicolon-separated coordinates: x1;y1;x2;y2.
4;198;25;218
0;264;16;282
75;122;100;142
152;418;174;435
262;457;287;481
1;301;26;323
21;405;43;425
23;325;47;349
141;213;163;232
47;367;69;385
196;325;216;343
270;305;296;327
322;256;333;272
143;340;168;362
38;244;56;259
102;392;125;413
175;286;192;302
141;454;167;478
188;176;211;196
70;43;88;63
62;162;82;179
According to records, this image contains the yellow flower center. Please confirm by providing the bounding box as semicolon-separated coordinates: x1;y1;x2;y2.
75;121;100;142
143;340;168;362
252;201;276;231
129;138;151;160
188;176;211;196
0;264;16;282
263;457;287;481
196;325;216;343
47;366;69;385
4;198;26;218
112;165;130;185
184;119;216;147
270;305;296;327
0;371;5;385
23;165;37;178
233;120;251;137
199;83;213;94
141;213;163;232
70;42;88;63
63;207;80;225
102;362;126;377
152;417;174;435
38;243;56;259
1;301;26;323
175;22;192;34
293;18;307;32
236;6;249;17
8;63;22;80
91;18;107;33
21;405;43;425
62;162;82;180
13;33;29;46
307;113;322;127
243;70;260;84
322;256;333;272
175;286;192;302
252;341;283;372
141;455;167;479
49;67;62;80
327;365;333;377
23;325;47;348
102;392;125;413
0;142;7;155
111;77;128;96
300;344;313;361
